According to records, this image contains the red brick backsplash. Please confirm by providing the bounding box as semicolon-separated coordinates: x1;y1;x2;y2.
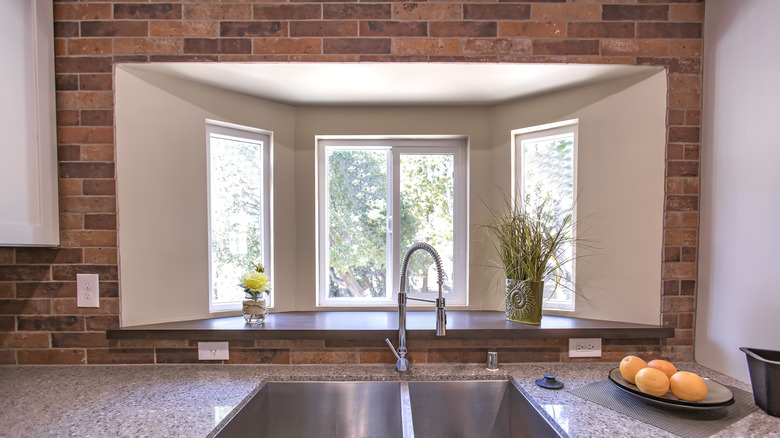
1;337;687;365
0;0;703;365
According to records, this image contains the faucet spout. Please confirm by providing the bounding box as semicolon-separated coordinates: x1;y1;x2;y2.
387;242;447;372
399;242;445;302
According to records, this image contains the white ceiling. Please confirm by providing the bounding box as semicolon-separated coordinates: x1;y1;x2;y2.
122;63;661;106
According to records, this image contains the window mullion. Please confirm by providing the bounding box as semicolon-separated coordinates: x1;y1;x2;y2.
318;146;328;306
389;148;401;299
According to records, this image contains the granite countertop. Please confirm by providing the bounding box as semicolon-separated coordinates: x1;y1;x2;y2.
1;362;778;437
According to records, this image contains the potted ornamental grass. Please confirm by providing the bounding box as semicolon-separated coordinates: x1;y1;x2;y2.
484;193;577;325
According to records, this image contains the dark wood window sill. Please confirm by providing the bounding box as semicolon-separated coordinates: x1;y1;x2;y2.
107;311;674;341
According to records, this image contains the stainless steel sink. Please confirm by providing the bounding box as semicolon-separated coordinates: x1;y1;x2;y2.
213;380;566;438
213;381;403;438
407;380;566;438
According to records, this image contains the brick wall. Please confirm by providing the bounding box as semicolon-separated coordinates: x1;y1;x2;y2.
0;0;702;365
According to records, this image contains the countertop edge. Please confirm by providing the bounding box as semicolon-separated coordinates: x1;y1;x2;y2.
107;311;675;341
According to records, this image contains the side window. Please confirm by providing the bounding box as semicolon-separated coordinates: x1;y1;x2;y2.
317;138;468;307
206;121;272;312
514;121;577;311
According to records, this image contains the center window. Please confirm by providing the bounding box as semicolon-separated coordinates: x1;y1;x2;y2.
316;137;468;307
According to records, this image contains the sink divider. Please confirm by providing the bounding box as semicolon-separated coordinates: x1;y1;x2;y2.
400;381;415;438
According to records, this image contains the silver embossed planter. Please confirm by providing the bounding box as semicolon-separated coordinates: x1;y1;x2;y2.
505;279;544;325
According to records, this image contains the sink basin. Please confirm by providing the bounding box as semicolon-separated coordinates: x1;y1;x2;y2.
407;380;565;438
213;380;566;438
213;381;402;438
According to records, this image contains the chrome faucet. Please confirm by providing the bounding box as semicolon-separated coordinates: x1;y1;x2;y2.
385;242;446;372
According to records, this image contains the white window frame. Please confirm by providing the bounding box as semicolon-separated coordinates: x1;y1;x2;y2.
512;119;578;312
206;120;273;313
316;136;469;307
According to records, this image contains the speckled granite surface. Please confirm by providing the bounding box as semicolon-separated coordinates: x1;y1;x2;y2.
1;362;778;437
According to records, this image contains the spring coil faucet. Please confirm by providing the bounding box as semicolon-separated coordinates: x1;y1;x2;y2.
385;242;447;372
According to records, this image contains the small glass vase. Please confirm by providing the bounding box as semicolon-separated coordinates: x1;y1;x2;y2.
242;293;268;325
505;279;544;325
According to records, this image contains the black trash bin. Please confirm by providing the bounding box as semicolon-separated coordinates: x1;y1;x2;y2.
740;347;780;417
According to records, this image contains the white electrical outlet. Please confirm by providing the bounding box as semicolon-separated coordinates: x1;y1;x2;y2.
198;342;229;361
568;338;602;358
76;274;99;308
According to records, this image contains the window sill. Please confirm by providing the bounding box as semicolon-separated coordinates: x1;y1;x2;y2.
106;311;674;341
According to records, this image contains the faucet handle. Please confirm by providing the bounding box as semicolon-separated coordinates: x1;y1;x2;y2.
385;338;401;361
385;338;410;372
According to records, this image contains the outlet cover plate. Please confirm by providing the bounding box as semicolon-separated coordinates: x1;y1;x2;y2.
198;341;229;361
568;338;602;358
76;274;99;308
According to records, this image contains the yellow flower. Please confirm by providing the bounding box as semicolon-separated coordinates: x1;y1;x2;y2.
240;271;271;293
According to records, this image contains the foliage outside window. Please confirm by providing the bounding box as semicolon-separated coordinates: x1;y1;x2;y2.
317;137;468;307
207;121;272;312
513;120;578;311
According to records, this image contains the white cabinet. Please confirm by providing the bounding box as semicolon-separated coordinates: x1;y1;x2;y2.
0;0;59;246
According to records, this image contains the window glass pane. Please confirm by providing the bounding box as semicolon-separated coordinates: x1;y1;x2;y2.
209;135;264;305
521;133;574;306
400;153;454;294
327;149;388;299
